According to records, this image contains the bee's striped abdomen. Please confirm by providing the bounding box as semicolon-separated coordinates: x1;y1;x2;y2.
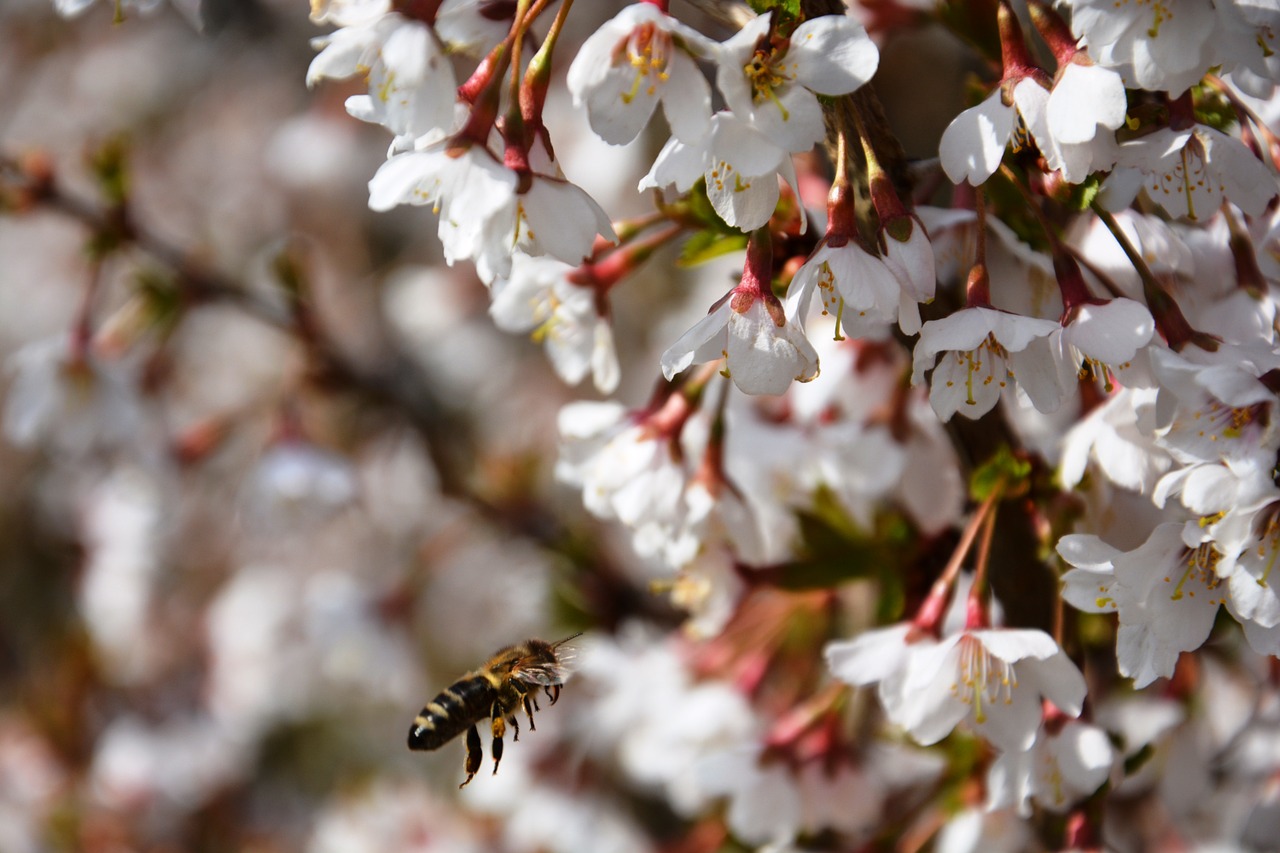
407;674;495;751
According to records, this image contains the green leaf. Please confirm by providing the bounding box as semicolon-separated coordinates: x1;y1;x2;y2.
88;136;130;207
133;268;183;333
746;0;800;18
1061;175;1103;212
1192;83;1237;133
678;229;749;267
770;494;912;605
1123;742;1156;776
771;553;877;591
969;445;1032;502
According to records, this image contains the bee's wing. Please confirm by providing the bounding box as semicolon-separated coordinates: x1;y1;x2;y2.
514;644;579;686
511;657;570;686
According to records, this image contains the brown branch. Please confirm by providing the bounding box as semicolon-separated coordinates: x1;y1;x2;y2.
0;152;657;612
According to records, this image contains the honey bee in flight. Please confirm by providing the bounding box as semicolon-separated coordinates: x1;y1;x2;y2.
408;634;580;787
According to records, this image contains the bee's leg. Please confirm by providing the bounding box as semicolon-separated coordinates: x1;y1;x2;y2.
545;684;561;705
490;714;507;775
460;724;482;788
509;713;520;742
522;694;537;731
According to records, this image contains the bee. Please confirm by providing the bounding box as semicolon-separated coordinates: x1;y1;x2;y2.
408;634;580;787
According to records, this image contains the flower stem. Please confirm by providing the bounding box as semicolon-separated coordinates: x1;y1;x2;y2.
522;0;575;152
964;501;1000;629
914;487;1002;635
1089;201;1210;351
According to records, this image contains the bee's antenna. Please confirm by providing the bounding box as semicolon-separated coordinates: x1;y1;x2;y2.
552;632;584;648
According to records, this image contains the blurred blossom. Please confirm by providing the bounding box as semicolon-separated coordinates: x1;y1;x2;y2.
205;562;318;730
0;720;64;853
166;307;297;430
417;537;552;665
464;752;654;853
667;521;748;638
571;627;758;812
76;464;165;684
53;0;162;18
90;715;249;812
691;746;883;847
383;265;527;413
265;112;367;193
935;806;1032;853
308;780;487;853
241;440;359;530
433;0;511;56
500;787;653;853
206;563;419;732
985;720;1116;816
4;337;147;458
556;399;688;560
355;433;442;538
0;795;43;852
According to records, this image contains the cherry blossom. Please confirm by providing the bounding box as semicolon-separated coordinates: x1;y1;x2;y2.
18;0;1280;849
1059;524;1227;687
640;11;877;232
1147;344;1279;465
940;2;1125;186
474;170;617;284
986;720;1116;816
715;12;879;155
308;0;388;27
489;254;620;394
641;112;797;233
828;623;1086;752
369;142;614;283
1062;0;1218;94
1059;387;1171;493
1103;125;1280;221
879;214;937;334
911;306;1061;420
368;141;514;228
555;400;690;559
662;293;818;397
1049;297;1155;395
567;3;715;146
1212;1;1280;98
663;235;819;396
940;87;1024;186
787;237;906;338
307;14;458;149
433;0;512;55
1154;453;1280;630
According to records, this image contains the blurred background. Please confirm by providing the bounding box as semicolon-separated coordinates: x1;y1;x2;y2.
0;1;983;850
0;1;720;850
